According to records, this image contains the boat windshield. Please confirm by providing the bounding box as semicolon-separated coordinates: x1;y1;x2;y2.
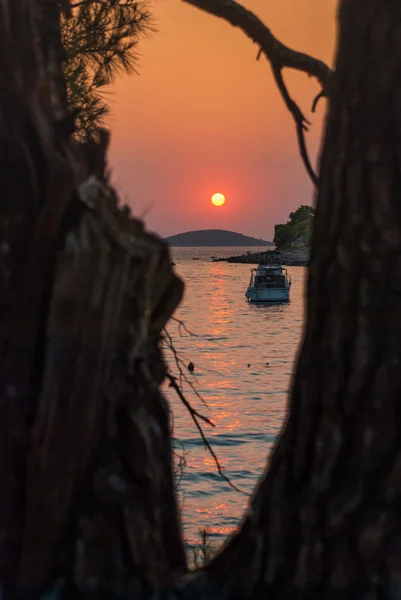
253;270;287;289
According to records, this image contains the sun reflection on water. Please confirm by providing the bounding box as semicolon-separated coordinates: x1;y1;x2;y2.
165;248;306;553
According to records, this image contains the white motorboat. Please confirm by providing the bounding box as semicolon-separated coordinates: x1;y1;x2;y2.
245;253;291;302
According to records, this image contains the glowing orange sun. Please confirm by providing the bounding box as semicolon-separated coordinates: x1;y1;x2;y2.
211;192;226;207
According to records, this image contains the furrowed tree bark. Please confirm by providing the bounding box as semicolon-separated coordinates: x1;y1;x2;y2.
193;0;401;595
0;0;186;594
5;0;401;598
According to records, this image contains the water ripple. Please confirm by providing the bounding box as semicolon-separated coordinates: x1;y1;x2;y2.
165;247;306;549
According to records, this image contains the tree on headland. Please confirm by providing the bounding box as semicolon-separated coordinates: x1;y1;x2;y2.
274;204;315;248
3;0;401;597
61;0;152;138
288;204;315;224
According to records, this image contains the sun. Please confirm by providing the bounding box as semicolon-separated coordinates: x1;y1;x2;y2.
211;192;226;207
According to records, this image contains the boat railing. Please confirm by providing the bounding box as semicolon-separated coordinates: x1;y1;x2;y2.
251;264;284;272
254;282;288;289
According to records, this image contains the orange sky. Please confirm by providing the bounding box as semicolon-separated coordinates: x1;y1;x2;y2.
108;0;338;241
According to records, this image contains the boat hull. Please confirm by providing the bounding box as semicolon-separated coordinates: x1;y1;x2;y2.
245;287;290;302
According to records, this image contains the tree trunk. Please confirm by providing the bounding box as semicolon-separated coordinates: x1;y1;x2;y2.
196;0;401;594
0;0;186;594
4;0;401;598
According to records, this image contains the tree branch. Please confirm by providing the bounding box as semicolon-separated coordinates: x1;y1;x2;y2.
182;0;333;186
271;63;318;186
166;374;246;495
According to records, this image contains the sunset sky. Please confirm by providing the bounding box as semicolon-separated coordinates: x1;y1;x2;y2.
109;0;338;241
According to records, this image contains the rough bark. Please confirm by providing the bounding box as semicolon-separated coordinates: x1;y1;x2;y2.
195;0;401;594
4;0;401;598
0;0;186;593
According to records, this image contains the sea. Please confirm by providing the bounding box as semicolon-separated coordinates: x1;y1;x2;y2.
165;247;307;555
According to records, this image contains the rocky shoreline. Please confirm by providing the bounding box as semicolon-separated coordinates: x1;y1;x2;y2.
211;247;309;267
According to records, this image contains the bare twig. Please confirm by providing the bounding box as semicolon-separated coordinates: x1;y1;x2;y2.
312;90;325;113
163;327;209;407
271;63;318;186
139;201;155;220
181;0;333;187
173;440;187;490
163;321;247;494
167;374;214;427
168;405;187;495
167;374;246;495
170;316;198;338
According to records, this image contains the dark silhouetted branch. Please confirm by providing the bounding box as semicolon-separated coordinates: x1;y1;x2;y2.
312;90;325;113
182;0;333;186
271;63;318;186
166;374;246;495
163;326;209;407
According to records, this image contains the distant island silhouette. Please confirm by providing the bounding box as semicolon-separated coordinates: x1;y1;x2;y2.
166;229;273;247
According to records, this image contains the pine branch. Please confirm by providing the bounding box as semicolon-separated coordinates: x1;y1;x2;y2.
61;0;153;138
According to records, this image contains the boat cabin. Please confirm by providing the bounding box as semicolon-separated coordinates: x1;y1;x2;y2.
245;251;291;302
250;266;289;289
245;263;291;302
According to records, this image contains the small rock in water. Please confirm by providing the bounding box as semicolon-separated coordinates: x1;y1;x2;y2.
188;362;195;372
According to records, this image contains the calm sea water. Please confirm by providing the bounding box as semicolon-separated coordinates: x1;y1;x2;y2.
165;247;307;553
